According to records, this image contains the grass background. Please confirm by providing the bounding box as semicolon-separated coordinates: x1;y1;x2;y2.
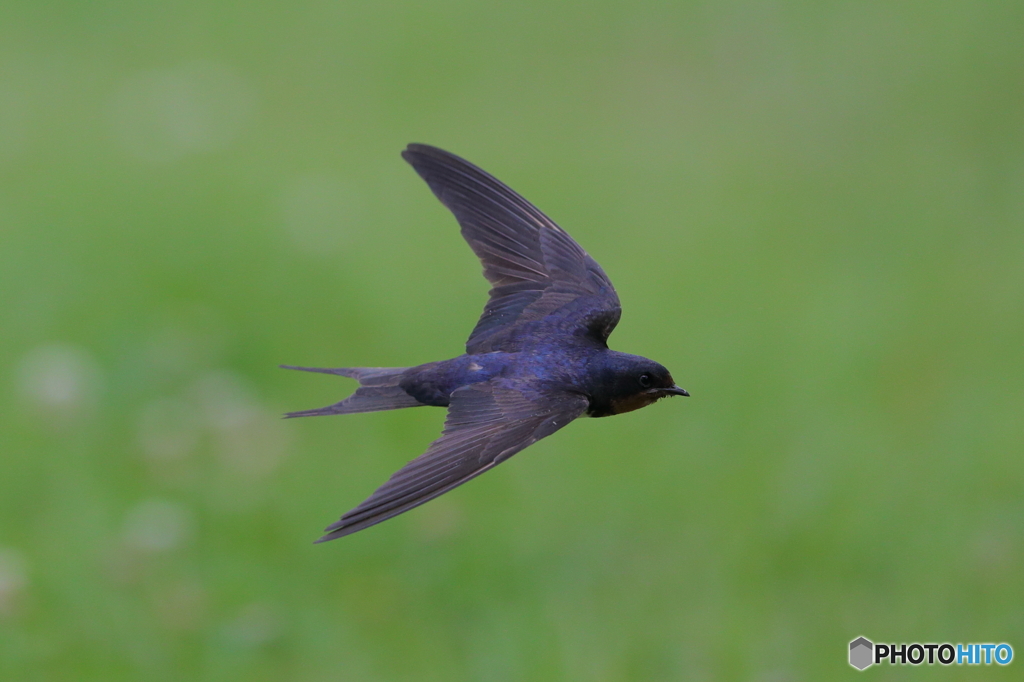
1;1;1023;680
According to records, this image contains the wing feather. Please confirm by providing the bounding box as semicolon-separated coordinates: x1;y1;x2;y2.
402;144;621;353
316;381;588;541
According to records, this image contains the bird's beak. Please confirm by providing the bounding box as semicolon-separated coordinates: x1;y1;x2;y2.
663;385;690;397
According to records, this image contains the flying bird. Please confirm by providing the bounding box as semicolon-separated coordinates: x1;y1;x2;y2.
284;144;688;542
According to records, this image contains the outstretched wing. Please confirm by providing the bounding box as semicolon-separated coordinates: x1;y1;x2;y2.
402;144;621;353
317;381;588;542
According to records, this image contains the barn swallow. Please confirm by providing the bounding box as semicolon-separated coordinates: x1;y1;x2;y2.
284;144;688;542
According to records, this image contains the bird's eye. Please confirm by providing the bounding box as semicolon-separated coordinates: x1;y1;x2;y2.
638;373;652;388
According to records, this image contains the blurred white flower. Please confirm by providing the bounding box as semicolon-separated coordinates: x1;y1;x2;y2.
193;370;258;430
110;61;257;163
16;343;103;415
193;370;289;478
123;499;193;553
154;580;207;631
221;602;280;648
0;547;28;616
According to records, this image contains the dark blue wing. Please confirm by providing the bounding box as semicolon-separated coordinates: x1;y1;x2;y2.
402;144;621;353
317;381;588;541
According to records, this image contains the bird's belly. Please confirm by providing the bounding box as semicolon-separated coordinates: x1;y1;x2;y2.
399;353;509;406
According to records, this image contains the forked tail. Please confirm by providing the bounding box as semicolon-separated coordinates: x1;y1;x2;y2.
280;365;423;417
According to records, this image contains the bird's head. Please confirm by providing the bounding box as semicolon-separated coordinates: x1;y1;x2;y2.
587;352;688;417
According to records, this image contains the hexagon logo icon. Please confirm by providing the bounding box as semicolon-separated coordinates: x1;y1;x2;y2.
849;637;874;670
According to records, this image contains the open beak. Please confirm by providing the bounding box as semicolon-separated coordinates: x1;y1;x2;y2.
663;385;690;397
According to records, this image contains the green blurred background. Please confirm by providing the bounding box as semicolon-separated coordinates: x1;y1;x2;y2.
2;1;1023;680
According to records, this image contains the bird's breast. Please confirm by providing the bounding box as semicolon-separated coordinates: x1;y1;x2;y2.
588;392;660;417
